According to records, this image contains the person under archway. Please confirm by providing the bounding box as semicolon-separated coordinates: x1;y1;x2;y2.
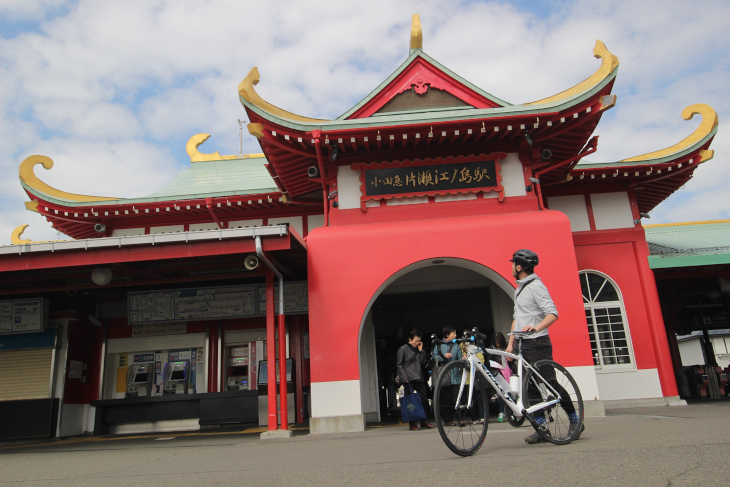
396;329;434;431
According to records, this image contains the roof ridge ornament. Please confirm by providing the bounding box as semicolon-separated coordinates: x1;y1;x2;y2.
18;155;118;203
238;67;328;123
410;14;423;52
525;40;619;106
10;224;70;245
185;133;264;163
620;104;719;162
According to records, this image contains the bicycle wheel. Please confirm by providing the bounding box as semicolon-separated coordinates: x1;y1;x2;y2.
433;360;490;456
522;360;584;445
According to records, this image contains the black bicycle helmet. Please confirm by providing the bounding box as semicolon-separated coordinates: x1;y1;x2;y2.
510;249;539;269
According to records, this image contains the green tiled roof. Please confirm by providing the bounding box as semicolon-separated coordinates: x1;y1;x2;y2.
144;156;278;200
645;221;730;269
22;155;279;208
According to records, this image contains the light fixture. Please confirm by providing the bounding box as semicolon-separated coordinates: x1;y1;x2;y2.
634;212;651;225
431;259;445;264
91;267;112;286
524;130;533;147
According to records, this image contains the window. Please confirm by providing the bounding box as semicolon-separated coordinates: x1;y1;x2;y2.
580;271;634;369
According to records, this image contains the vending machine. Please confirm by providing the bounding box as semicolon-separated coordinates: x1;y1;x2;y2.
162;360;190;395
125;363;153;398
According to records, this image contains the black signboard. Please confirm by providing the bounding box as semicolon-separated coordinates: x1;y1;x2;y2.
363;160;499;197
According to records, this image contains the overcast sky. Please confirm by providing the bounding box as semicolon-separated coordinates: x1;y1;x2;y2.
1;0;728;244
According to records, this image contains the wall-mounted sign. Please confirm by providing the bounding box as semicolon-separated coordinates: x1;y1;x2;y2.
0;298;47;335
257;281;308;315
128;285;257;324
353;153;506;210
132;323;187;337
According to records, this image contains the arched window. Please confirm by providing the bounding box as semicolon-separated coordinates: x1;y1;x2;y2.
580;271;635;369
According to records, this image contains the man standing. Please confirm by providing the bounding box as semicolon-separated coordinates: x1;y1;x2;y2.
505;249;583;444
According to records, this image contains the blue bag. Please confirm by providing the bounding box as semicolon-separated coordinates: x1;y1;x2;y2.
400;383;427;423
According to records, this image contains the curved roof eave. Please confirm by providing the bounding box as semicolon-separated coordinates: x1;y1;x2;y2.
20;152;281;209
240;68;616;134
575;104;719;170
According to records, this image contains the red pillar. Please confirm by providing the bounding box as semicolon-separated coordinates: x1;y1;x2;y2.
290;316;304;423
633;240;680;397
266;272;278;430
207;322;219;393
278;313;288;429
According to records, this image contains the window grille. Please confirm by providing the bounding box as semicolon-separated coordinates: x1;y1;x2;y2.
580;271;634;368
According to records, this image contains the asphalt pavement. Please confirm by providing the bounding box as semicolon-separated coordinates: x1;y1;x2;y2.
1;401;729;486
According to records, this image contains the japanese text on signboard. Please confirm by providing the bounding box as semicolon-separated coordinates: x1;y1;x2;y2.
363;160;498;197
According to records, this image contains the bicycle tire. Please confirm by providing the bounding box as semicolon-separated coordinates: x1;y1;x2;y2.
522;359;584;445
433;360;490;456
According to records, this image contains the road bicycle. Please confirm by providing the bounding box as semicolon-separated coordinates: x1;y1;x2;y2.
431;328;584;456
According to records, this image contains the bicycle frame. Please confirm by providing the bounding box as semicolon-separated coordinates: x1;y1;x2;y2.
453;343;563;421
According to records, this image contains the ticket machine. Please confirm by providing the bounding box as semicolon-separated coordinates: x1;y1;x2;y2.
226;345;252;391
126;363;153;398
227;357;250;390
163;360;190;395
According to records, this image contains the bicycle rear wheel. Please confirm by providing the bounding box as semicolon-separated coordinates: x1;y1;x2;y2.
522;360;584;445
433;361;490;456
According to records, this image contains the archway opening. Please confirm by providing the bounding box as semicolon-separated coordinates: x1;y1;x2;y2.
358;258;514;423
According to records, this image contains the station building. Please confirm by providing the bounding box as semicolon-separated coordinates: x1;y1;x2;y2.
0;16;721;440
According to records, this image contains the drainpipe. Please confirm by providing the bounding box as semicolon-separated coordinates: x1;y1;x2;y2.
256;236;288;429
313;130;330;226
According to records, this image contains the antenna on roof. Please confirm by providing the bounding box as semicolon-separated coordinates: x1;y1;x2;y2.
237;119;245;155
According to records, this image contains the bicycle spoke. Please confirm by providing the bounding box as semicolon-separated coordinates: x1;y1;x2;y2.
434;360;489;456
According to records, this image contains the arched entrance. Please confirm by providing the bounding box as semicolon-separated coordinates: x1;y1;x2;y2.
357;258;514;423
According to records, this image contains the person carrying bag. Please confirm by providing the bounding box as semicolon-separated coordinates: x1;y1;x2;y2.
396;329;434;431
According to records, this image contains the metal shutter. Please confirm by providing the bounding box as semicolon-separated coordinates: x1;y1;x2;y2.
0;349;53;401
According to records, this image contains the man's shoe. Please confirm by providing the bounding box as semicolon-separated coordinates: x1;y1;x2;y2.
525;429;548;444
497;413;505;423
420;421;434;429
568;422;585;438
409;422;420;431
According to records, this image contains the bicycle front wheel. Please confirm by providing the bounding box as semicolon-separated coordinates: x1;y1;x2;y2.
523;359;584;445
433;360;490;456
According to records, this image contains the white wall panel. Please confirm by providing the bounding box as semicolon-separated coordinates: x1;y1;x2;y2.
591;192;635;230
387;196;428;206
149;225;184;234
307;214;325;233
310;380;362;417
111;228;144;237
547;195;591;232
595;368;663;400
337;165;362;210
228;219;263;228
189;222;219;231
434;193;477;203
501;153;527;197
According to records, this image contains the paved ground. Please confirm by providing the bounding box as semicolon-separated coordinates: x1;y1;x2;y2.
2;402;729;486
